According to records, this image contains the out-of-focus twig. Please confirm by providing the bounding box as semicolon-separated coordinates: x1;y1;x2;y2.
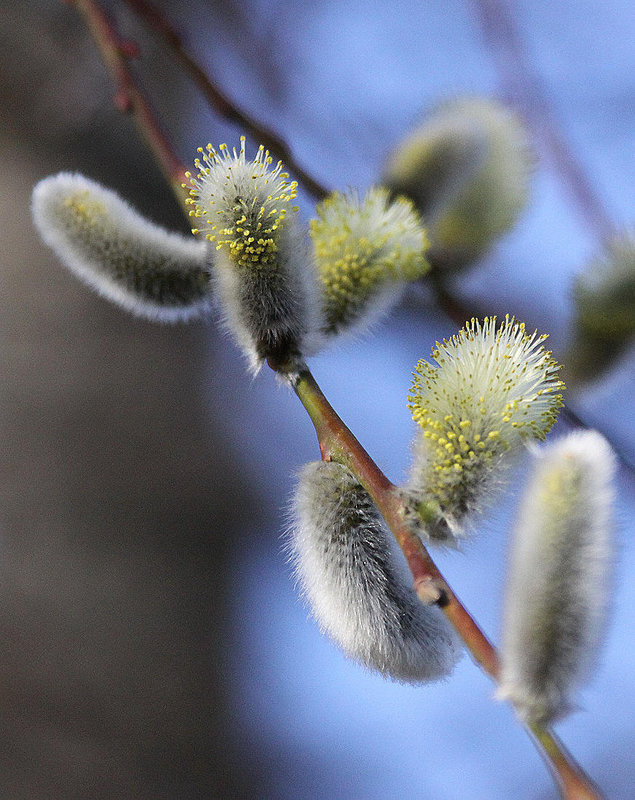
122;0;330;200
470;0;615;243
68;0;190;211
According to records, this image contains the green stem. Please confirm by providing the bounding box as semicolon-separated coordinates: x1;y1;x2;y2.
529;724;605;800
290;364;603;800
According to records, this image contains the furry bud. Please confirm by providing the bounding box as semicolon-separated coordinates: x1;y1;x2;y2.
310;187;429;336
383;97;532;268
408;316;564;536
32;172;212;321
185;137;322;372
498;431;616;724
568;232;635;383
289;461;461;683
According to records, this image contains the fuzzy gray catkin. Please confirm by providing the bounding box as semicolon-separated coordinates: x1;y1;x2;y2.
568;231;635;382
498;431;616;724
185;139;322;372
289;461;461;683
383;97;532;268
32;172;212;321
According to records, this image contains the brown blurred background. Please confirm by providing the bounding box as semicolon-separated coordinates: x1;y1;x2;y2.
0;3;270;797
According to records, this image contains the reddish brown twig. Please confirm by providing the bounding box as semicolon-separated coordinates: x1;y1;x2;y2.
122;0;330;200
291;366;500;669
68;0;190;211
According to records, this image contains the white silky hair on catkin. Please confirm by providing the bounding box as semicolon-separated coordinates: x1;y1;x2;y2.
498;430;616;724
210;228;324;373
289;461;462;683
32;172;212;322
319;280;409;350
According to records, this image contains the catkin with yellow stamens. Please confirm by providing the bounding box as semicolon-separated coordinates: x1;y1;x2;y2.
310;187;429;336
185;137;322;372
408;316;564;535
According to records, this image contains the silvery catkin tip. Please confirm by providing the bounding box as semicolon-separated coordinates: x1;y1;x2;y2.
498;431;616;724
32;172;212;321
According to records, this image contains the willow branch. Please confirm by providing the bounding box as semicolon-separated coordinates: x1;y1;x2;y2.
68;0;190;212
289;363;603;800
72;0;632;474
62;2;613;794
121;0;330;200
530;725;605;800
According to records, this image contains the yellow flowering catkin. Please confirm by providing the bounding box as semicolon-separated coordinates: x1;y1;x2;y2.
310;187;429;336
408;316;564;533
184;137;322;371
